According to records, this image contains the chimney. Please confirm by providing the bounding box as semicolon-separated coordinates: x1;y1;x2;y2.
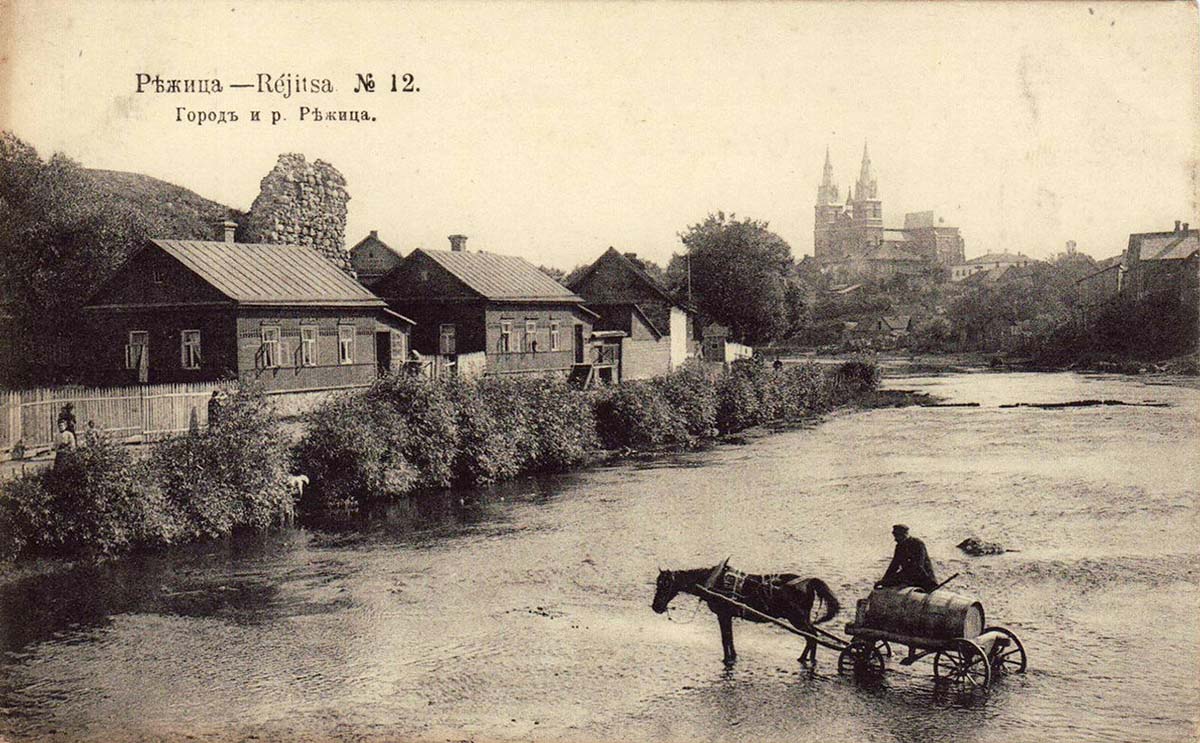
216;220;237;243
369;230;378;239
448;234;467;252
1175;220;1182;232
1066;240;1076;254
1185;223;1191;232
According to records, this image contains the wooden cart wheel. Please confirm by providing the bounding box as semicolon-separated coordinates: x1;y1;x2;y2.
984;625;1027;675
933;639;991;691
838;640;886;676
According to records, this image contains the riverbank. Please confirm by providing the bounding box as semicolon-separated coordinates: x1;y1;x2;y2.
1;370;1195;742
0;360;887;565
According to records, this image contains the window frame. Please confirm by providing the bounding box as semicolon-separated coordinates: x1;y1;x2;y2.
499;319;512;353
524;319;538;353
439;324;456;355
337;324;356;365
180;329;202;370
125;330;149;370
300;325;318;367
261;326;282;369
549;320;560;351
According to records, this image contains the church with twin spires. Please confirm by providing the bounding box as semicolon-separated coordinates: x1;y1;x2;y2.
813;144;965;281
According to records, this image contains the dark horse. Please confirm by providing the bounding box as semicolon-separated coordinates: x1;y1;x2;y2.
652;564;840;665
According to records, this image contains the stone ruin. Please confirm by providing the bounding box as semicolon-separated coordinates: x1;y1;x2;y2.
244;153;355;276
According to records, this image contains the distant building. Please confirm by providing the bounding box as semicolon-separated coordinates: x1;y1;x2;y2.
1122;221;1199;303
702;324;752;363
567;247;699;379
373;234;597;379
349;230;404;289
82;223;413;391
813;145;965;281
950;252;1036;282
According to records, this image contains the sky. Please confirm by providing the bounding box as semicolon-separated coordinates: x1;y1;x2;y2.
1;1;1197;271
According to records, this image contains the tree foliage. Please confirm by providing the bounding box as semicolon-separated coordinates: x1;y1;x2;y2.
671;213;796;344
0;131;236;382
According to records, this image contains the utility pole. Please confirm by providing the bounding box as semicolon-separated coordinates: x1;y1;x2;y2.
687;252;692;306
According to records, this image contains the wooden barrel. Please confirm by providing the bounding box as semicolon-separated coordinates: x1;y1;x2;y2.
863;587;984;640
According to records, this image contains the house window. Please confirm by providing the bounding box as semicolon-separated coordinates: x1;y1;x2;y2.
338;325;355;365
439;324;456;355
125;330;148;370
550;320;560;351
524;319;538;352
499;320;512;353
261;326;281;368
180;330;202;369
300;326;317;367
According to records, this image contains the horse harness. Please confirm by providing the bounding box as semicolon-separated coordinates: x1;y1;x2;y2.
706;567;805;619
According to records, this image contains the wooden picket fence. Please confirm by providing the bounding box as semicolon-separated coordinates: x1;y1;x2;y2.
0;381;225;457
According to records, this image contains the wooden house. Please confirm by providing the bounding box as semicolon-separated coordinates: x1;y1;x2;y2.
349;230;404;289
373;235;597;379
82;229;414;392
567;247;698;376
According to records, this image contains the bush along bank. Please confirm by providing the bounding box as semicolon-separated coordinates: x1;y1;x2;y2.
297;359;879;510
0;360;879;559
0;387;294;561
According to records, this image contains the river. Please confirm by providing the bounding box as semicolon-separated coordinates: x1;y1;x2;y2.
0;370;1197;742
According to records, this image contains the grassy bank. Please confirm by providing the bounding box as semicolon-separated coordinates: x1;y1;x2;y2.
0;360;882;560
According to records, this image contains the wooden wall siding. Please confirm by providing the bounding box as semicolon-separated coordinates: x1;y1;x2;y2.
88;247;231;308
621;337;671;381
235;310;380;393
388;301;485;356
375;251;479;301
483;306;592;375
85;309;238;386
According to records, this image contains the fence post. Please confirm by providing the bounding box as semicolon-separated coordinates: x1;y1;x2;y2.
8;391;18;451
140;385;150;442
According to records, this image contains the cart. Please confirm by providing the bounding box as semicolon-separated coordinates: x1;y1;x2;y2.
837;586;1027;691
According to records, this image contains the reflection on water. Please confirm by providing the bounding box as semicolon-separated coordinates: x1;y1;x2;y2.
0;371;1197;742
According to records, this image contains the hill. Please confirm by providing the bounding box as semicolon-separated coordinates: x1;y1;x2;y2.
82;168;243;241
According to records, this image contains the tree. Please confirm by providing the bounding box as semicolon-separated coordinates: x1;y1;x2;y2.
536;264;566;283
674;213;795;344
1;134;150;381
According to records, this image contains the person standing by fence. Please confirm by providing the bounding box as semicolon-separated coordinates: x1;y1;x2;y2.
54;419;76;466
57;403;77;435
207;390;223;430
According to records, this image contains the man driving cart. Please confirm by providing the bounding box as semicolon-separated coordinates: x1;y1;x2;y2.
875;524;938;592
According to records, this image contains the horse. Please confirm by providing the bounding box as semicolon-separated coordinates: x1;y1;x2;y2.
652;563;840;666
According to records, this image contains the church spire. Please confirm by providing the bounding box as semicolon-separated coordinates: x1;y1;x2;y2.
816;146;839;205
856;141;878;200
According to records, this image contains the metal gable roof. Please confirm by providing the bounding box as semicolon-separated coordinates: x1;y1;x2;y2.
152;239;383;306
1142;234;1199;261
419;249;584;302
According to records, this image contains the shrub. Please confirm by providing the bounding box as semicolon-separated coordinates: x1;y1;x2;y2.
519;376;596;469
294;392;418;507
150;386;294;536
448;377;529;487
0;435;163;558
834;360;880;398
715;370;763;434
594;381;687;450
368;375;460;489
652;363;718;438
